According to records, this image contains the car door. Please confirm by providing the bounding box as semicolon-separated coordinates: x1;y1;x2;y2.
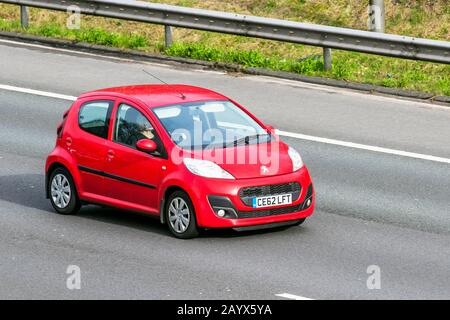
70;98;114;196
104;100;167;214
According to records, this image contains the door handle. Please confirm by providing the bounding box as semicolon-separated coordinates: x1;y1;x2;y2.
107;150;115;161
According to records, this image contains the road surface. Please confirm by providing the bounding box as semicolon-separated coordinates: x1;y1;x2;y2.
0;38;449;299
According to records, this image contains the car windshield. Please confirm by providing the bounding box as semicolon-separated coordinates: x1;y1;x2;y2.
153;100;271;150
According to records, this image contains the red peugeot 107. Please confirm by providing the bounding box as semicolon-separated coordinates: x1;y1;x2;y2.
45;84;314;238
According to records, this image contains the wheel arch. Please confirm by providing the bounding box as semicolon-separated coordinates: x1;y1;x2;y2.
46;162;68;198
159;185;192;224
45;160;80;199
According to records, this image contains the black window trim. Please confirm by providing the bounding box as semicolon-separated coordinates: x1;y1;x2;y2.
78;99;114;140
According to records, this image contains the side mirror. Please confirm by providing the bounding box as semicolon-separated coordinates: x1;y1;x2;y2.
136;139;157;154
265;124;276;135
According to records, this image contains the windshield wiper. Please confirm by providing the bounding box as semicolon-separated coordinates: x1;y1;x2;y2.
224;133;269;148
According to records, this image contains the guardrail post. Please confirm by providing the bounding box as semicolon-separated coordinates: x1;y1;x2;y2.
323;47;332;71
164;25;173;48
20;5;29;28
369;0;385;33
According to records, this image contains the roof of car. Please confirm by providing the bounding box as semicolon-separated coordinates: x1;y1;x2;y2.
78;84;228;108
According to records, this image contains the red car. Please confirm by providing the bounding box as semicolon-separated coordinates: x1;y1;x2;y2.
45;85;314;238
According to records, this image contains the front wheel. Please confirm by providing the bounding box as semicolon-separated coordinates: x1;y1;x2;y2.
48;167;81;215
165;191;199;239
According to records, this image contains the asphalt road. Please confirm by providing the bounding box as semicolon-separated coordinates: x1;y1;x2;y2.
0;39;449;299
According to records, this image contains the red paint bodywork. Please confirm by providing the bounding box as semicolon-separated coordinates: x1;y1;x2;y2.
45;85;314;229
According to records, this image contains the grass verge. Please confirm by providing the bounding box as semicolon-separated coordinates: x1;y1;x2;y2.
0;2;449;96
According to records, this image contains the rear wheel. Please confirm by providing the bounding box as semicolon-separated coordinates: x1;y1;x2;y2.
48;167;81;215
165;191;199;239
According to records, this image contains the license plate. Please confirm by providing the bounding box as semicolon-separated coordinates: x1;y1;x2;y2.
252;193;292;208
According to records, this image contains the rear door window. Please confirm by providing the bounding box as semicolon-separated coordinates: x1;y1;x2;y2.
78;101;113;139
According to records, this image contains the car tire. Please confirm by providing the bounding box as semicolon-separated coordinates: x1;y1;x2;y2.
48;167;81;215
293;218;306;226
165;190;199;239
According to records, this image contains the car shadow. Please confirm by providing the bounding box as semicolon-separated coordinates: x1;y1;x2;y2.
76;205;170;236
0;173;304;239
203;224;302;238
0;173;52;212
0;173;170;236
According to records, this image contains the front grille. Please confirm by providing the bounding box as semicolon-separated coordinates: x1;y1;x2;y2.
239;182;301;206
239;182;300;198
236;203;303;219
236;183;314;219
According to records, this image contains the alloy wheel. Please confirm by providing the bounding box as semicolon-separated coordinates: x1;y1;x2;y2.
168;197;191;233
51;173;71;209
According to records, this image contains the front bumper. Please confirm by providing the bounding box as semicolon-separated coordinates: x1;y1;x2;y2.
188;166;315;228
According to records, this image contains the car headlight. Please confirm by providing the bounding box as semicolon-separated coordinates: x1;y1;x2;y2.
183;158;235;179
288;146;304;172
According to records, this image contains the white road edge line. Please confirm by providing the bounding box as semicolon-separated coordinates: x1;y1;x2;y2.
1;37;447;110
275;293;313;300
247;76;449;110
277;130;450;165
1;83;449;165
0;38;169;67
0;84;76;101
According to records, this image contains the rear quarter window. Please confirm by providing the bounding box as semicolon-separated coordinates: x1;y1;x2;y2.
78;101;113;139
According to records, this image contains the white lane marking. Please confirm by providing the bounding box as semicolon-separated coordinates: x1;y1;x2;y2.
277;130;450;165
0;84;77;101
244;76;449;111
1;83;449;165
0;38;171;68
0;39;227;75
275;293;313;300
192;69;227;75
1;38;449;110
0;38;137;63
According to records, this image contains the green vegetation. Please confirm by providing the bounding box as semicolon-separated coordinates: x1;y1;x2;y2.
0;1;449;96
164;42;449;95
0;19;148;49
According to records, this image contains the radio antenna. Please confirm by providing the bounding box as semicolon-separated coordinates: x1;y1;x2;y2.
142;69;186;100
